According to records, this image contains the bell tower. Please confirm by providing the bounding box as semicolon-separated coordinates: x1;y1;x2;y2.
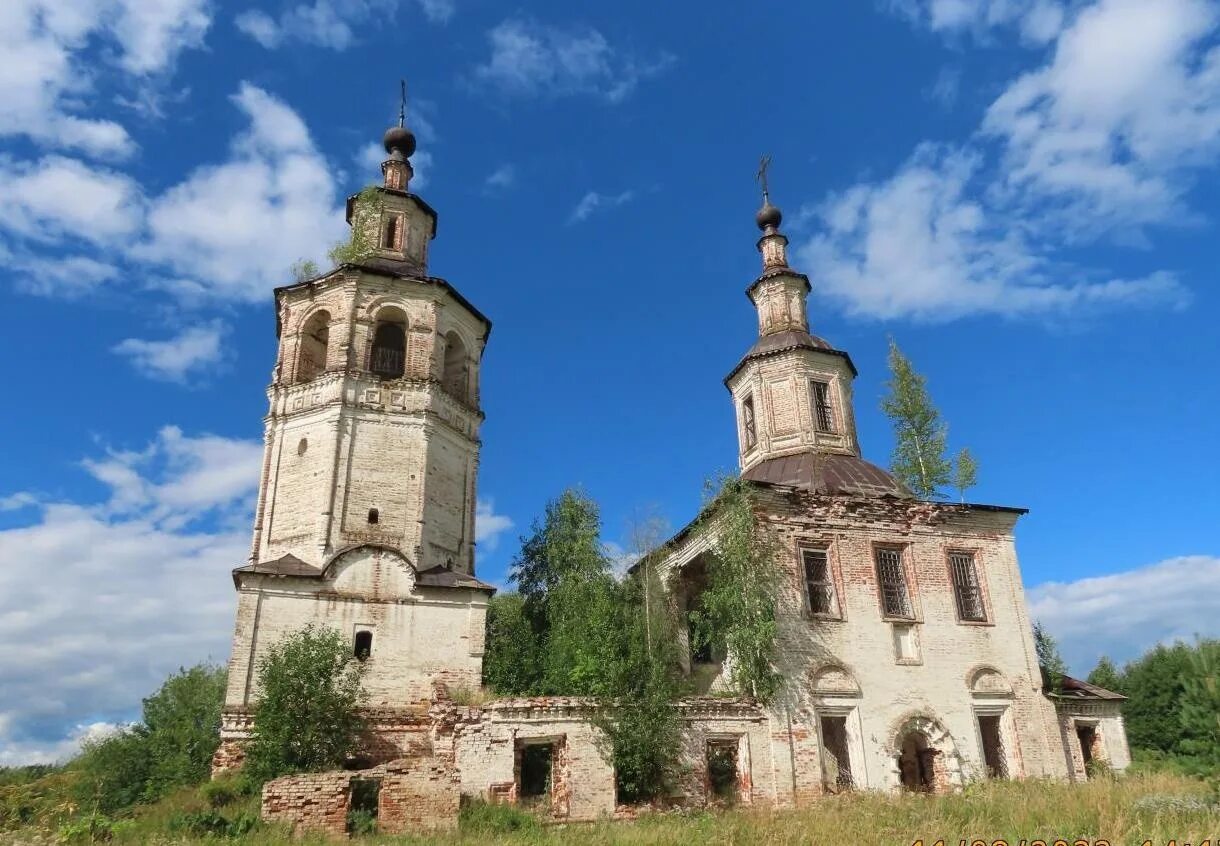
247;100;488;576
724;161;863;473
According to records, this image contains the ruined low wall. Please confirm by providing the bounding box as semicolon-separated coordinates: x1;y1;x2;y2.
263;772;351;838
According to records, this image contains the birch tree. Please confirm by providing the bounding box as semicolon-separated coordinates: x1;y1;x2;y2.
881;339;952;499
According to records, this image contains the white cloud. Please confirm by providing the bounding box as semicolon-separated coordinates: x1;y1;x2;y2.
134;83;346;302
236;0;452;50
924;66;962;107
0;155;144;245
113;322;228;382
475;499;513;552
0;492;38;511
889;0;1069;42
799;145;1188;321
0;427;259;765
983;0;1220;237
569;189;635;224
484;163;516;192
474;18;672;102
7;254;121;298
1029;555;1220;675
0;0;210;158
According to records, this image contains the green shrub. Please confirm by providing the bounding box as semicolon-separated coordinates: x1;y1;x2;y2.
346;807;377;836
167;807;258;838
200;777;239;809
458;798;541;834
56;812;132;842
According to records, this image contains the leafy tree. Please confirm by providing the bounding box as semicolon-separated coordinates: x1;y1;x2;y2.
511;490;609;617
290;259;319;282
1121;641;1195;754
244;625;368;783
881;339;952;499
693;475;782;702
952;447;978;503
1033;621;1068;693
482;592;543;695
141;665;227;800
542;570;622;696
74;729;154;815
328;186;384;266
1086;656;1123;694
1178;639;1220;769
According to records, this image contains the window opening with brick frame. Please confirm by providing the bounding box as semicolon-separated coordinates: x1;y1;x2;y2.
706;740;739;803
296;311;330;382
382;214;400;249
370;315;406;379
346;778;380;835
819;715;854;792
517;743;553;804
875;548;913;618
811;379;836;433
950;552;986;621
742;395;757;450
802;548;837;616
354;630;372;661
442;331;469;400
977;715;1007;778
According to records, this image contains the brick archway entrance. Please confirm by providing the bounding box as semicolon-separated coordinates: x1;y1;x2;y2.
897;730;937;792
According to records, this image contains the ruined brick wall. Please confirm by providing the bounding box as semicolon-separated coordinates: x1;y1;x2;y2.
262;772;351;838
1055;703;1130;782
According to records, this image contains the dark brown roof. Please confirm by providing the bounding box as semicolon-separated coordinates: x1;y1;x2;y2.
744;451;912;498
1057;675;1127;701
724;330;858;384
234;554;321;578
415;566;497;593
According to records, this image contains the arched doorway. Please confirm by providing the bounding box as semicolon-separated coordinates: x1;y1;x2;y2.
897;730;937;793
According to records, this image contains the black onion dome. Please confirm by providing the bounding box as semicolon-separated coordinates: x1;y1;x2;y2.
756;200;782;231
383;125;416;158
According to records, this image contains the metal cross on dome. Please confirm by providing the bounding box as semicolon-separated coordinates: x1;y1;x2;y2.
756;154;772;202
398;79;406;127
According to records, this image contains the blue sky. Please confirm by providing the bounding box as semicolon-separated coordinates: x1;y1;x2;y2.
1;0;1218;763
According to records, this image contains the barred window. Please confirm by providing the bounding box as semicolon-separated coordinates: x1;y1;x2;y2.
875;548;912;618
802;549;836;616
950;552;986;621
742;395;757;450
812;380;836;433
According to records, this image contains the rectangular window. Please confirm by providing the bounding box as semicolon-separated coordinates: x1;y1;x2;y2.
875;548;912;618
892;623;921;662
802;548;836;616
742;395;757;450
811;380;836;433
950;552;986;622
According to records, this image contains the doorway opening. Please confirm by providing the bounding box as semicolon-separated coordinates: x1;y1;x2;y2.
1076;724;1098;775
819;715;853;792
517;742;553;805
897;730;936;793
977;715;1007;779
706;740;739;803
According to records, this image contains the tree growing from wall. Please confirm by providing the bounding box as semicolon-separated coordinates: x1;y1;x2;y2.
244;625;368;783
1033;621;1069;693
882;339;979;501
328;186;384;267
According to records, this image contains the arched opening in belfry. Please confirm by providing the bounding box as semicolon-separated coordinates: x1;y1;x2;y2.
897;730;936;793
442;331;468;400
382;215;400;250
369;307;407;378
296;310;331;382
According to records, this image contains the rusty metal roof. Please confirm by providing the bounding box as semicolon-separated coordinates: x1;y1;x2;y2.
743;451;913;498
724;330;858;385
234;553;321;578
414;565;497;593
232;554;495;593
1056;675;1127;701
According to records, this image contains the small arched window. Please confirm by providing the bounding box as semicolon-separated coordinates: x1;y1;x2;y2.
296;311;331;382
382;215;400;250
367;508;379;525
354;630;373;661
369;308;407;378
442;331;469;399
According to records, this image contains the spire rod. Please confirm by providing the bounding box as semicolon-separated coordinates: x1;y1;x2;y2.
398;79;406;128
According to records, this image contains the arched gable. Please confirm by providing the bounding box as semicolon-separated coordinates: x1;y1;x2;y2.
324;544;416;599
967;665;1014;697
810;663;861;697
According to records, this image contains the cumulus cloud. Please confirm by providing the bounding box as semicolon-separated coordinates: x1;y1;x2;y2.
112;322;228;382
0;0;210;158
475;499;514;552
0;156;144;244
888;0;1070;42
569;189;635;224
983;0;1220;237
800;145;1189;321
0;427;260;765
473;18;673;102
236;0;453;50
134;83;346;302
1029;555;1220;675
484;164;516;193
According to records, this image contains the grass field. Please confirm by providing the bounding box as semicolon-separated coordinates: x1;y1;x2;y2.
4;771;1218;846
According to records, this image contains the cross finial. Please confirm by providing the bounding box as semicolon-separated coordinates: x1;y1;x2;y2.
398;79;406;128
756;154;772;202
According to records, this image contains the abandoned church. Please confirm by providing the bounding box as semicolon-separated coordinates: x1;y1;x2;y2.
212;104;1131;835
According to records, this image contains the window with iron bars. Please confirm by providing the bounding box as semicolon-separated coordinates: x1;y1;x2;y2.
811;380;836;433
950;552;986;621
802;548;836;616
874;548;912;618
742;395;757;450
